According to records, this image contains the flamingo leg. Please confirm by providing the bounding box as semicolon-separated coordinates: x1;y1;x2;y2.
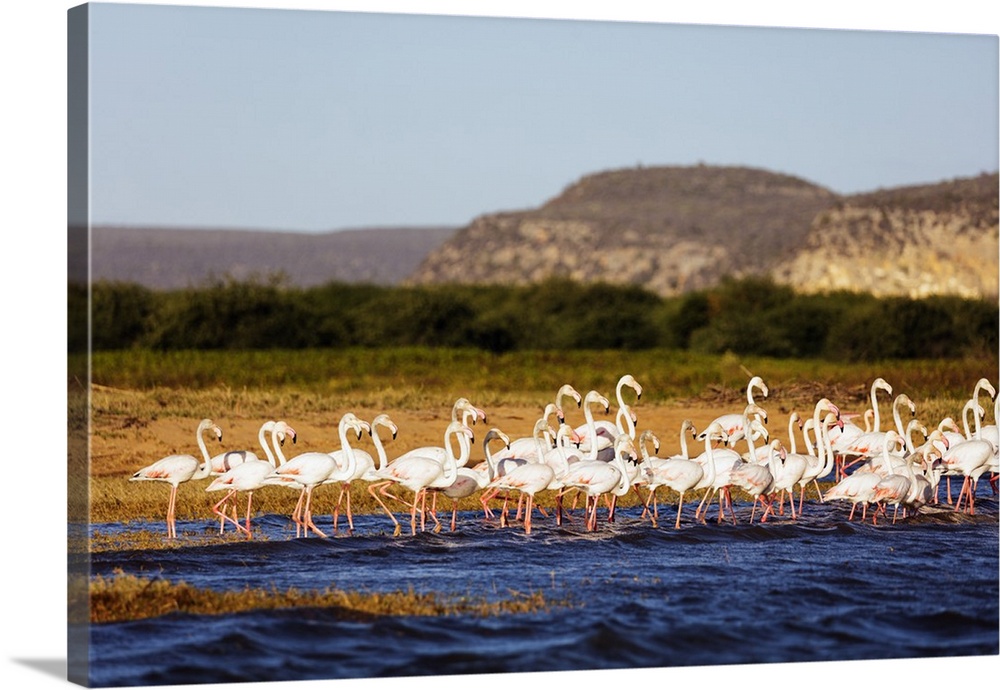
302;486;328;538
243;492;255;539
345;486;354;532
674;491;685;530
369;482;402;536
166;485;178;539
524;495;533;535
332;485;346;534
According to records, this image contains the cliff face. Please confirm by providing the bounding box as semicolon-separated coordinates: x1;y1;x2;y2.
409;166;998;299
770;174;999;298
409;166;838;295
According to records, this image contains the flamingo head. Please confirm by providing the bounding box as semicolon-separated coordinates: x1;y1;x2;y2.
873;377;893;395
748;375;769;399
373;414;398;440
745;403;768;425
275;421;297;445
543;402;565;425
896;394;916;415
558;384;583;408
681;419;697;438
976;377;997;401
484;427;510;450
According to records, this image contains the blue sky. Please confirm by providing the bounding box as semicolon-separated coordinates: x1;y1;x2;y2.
84;1;999;232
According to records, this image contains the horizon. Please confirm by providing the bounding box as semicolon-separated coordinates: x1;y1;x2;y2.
89;163;1000;235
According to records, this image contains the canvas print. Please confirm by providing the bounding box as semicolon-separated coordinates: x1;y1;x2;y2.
68;2;999;688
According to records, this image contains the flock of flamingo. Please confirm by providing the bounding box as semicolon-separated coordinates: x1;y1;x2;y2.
129;374;1000;540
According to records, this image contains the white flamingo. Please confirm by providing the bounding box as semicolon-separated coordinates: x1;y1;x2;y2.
368;421;473;536
728;439;786;524
645;421;727;529
432;427;510;532
271;413;370;538
558;434;638;531
825;430;904;523
486;419;557;535
205;421;295;539
328;413;398;534
129;418;222;539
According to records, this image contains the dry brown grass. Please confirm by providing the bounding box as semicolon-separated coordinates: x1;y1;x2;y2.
88;570;571;624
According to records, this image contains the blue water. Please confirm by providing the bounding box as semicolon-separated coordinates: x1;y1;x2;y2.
85;491;999;687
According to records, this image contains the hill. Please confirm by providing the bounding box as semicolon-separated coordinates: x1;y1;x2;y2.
770;173;998;298
408;166;998;299
408;165;838;294
89;225;456;289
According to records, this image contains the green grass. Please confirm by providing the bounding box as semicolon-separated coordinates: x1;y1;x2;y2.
83;347;995;407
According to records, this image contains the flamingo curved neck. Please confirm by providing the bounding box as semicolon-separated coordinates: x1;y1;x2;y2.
258;424;277;466
372;426;389;471
583;397;601;462
787;417;799;455
194;424;214;479
679;425;691;459
700;434;717;488
331;419;359;482
271;428;289;466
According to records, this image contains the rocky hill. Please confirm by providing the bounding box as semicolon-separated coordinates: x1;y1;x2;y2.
408;166;998;299
770;173;999;298
408;165;838;294
89;225;455;289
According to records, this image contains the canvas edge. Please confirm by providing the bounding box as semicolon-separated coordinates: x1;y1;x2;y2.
68;2;92;687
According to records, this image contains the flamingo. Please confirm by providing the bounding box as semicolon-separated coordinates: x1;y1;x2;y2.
572;389;613;460
368;421;474;536
695;404;769;523
871;432;915;524
838;393;915;474
558;434;638;531
271;413;370;538
795;412;842;513
825;430;904;522
698;375;768;441
789;400;844;513
728;439;786;524
329;414;398;534
129;418;222;539
942;432;995;515
538;424;585;526
832;377;893;469
638;420;696;522
644;421;727;529
486;419;557;534
432;427;509;532
605;373;643;441
205;421;295;539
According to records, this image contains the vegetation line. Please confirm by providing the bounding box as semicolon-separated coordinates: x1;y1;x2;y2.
88;570;571;624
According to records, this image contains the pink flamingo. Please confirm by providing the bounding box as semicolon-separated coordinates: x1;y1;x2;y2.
129;418;222;539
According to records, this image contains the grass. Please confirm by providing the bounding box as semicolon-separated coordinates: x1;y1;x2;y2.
88;570;571;624
84;347;994;408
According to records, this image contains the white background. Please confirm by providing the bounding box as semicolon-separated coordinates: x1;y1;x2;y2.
1;2;997;689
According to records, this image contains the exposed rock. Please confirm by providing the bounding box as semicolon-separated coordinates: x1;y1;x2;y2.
409;166;998;299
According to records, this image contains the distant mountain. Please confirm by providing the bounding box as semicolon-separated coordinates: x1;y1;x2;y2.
408;165;999;299
89;226;456;289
